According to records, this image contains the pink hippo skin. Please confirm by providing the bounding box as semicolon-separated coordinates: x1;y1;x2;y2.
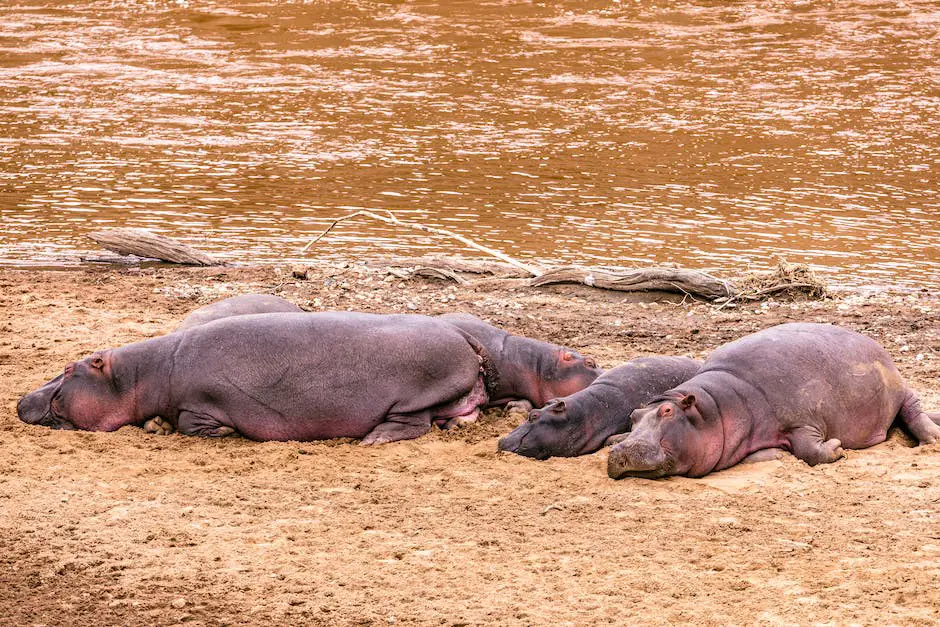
438;313;602;412
608;322;940;479
498;356;701;459
18;312;496;445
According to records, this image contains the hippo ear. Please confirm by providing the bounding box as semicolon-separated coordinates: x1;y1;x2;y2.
549;400;567;413
679;394;696;410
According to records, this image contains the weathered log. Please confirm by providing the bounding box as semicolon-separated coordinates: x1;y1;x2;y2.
529;266;734;300
365;255;530;278
87;228;219;266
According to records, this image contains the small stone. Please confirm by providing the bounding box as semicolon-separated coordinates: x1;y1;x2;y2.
171;598;186;609
291;265;309;280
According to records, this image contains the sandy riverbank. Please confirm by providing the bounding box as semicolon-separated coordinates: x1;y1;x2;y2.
1;263;937;625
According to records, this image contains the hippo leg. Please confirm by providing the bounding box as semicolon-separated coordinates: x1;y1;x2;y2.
505;400;533;416
898;392;940;444
930;412;940;427
441;408;481;430
177;410;238;438
740;448;787;464
788;426;844;466
143;417;175;436
360;411;432;446
604;432;630;447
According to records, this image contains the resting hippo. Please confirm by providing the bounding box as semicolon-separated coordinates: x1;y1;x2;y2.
19;294;306;436
498;356;701;459
18;312;496;444
176;293;302;330
608;323;940;479
438;313;601;411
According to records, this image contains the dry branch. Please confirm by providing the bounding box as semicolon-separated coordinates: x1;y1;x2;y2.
87;228;219;266
530;266;734;300
301;210;542;277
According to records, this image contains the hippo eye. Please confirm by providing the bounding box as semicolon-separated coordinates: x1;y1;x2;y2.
584;357;597;369
659;405;674;418
90;356;104;370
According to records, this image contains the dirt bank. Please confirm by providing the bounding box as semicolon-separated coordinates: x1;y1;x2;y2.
1;263;938;625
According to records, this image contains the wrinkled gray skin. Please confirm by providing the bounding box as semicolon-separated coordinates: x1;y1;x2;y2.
498;356;701;459
19;294;305;436
176;293;302;330
438;313;602;412
18;313;495;444
608;323;940;479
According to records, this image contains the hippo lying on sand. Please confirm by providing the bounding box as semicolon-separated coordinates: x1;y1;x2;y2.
176;293;302;330
18;313;496;444
608;323;940;479
499;356;701;459
439;313;601;411
20;294;306;436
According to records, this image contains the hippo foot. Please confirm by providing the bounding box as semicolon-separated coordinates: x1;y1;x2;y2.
739;448;787;464
505;400;533;417
899;394;940;444
143;417;175;436
360;413;433;445
908;413;940;445
604;432;630;447
441;409;481;430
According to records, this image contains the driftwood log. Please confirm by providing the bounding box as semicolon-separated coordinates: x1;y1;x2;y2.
301;212;825;302
530;266;734;300
87;228;219;266
364;255;530;278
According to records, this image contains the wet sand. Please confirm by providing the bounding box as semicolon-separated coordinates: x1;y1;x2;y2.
0;264;938;625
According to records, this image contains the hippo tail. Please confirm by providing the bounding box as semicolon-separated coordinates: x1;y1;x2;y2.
454;328;500;400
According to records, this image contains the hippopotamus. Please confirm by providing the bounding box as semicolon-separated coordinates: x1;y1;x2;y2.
18;294;306;436
176;293;302;330
438;313;602;412
498;356;701;459
17;312;497;444
607;322;940;479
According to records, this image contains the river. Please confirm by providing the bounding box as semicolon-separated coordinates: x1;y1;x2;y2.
0;0;937;288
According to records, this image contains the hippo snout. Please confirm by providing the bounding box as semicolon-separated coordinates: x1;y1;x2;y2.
607;439;669;479
497;427;527;454
17;391;50;425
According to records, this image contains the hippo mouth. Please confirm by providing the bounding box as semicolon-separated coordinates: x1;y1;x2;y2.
34;407;76;430
607;441;676;480
497;425;549;460
18;394;75;430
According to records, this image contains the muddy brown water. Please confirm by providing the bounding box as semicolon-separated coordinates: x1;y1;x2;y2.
0;0;937;289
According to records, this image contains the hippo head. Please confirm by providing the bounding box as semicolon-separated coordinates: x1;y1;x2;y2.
537;351;601;405
607;393;721;479
498;397;611;460
17;351;137;432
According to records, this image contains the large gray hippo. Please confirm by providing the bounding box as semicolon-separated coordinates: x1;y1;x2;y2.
176;293;302;330
18;313;497;444
498;356;701;459
438;313;601;411
608;323;940;479
19;293;306;436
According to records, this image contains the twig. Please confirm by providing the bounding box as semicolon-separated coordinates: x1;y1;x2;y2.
301;210;543;277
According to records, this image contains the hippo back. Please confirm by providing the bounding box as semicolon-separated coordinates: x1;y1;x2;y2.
176;294;303;331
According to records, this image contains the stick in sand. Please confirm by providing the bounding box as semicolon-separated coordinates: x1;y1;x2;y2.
301;209;543;277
